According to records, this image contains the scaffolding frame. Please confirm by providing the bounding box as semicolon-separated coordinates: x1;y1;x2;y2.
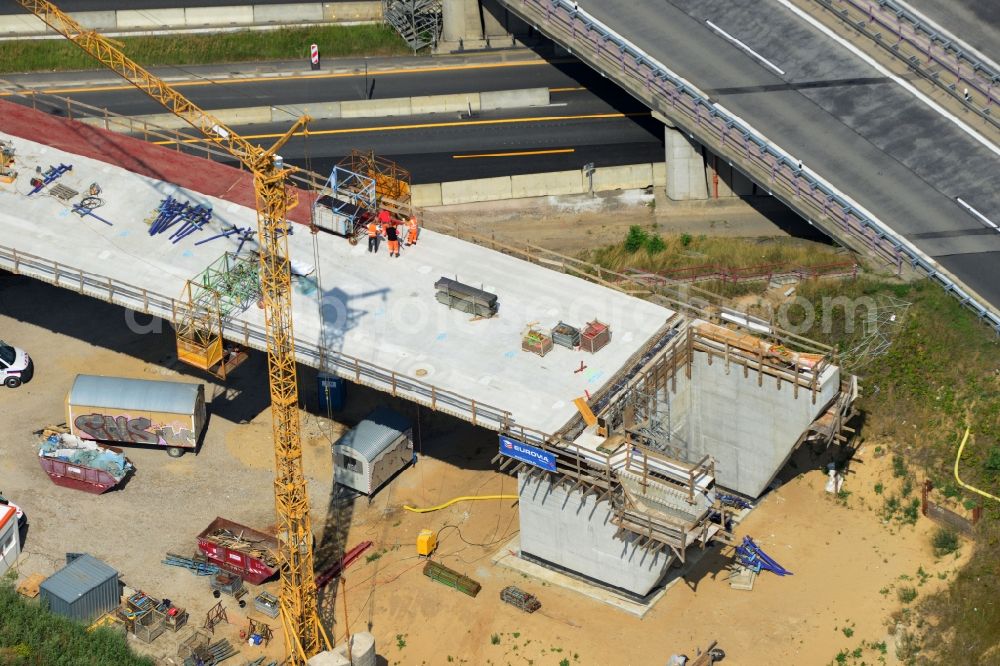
382;0;442;51
174;253;259;379
337;149;412;219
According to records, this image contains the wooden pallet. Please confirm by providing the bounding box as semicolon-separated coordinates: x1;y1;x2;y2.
16;573;45;598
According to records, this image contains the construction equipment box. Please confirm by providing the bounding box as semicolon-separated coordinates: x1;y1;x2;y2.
65;374;206;456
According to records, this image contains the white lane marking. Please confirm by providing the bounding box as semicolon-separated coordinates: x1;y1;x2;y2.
705;19;786;76
774;0;1000;158
956;197;999;231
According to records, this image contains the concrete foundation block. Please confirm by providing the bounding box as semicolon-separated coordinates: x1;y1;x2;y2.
340;96;412;118
271;103;339;123
592;163;653;192
518;472;672;595
479;88;548;110
441;176;512;204
322;1;382;22
0;14;49;35
652;162;666;187
510;170;582;198
75;11;118;31
184;6;254;26
410;93;479;115
212;106;273;126
116;8;187;29
253;3;323;24
411;183;443;207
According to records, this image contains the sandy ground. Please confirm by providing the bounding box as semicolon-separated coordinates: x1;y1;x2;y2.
0;194;966;665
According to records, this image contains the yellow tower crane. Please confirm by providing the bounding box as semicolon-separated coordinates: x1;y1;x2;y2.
14;2;329;661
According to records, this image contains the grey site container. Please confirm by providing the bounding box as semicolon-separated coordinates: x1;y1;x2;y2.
40;554;120;623
333;406;413;496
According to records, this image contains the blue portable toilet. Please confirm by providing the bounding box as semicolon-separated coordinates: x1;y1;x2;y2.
318;372;345;413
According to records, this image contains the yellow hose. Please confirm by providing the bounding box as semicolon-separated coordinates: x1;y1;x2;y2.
953;427;1000;504
403;495;518;513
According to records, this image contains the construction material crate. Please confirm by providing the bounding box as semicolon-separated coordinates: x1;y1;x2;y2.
551;322;580;349
178;629;210;659
133;607;166;644
434;277;498;318
422;561;481;597
580;320;612;353
521;330;553;357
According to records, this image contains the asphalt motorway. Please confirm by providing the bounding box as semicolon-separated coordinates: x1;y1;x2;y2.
156;102;662;184
567;0;1000;312
15;59;664;184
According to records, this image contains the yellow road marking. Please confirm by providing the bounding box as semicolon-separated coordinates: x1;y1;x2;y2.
3;59;558;97
549;86;586;92
453;148;575;159
152;111;650;146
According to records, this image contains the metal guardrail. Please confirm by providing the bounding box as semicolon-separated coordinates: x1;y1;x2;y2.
502;0;1000;334
0;243;514;433
813;0;999;131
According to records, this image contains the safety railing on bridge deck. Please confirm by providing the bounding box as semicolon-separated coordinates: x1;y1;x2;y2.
811;0;1000;131
502;0;1000;335
0;242;515;434
625;260;859;286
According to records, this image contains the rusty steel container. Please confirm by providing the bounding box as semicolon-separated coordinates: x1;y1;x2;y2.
196;517;278;585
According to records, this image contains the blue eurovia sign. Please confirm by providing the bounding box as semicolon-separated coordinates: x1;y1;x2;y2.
498;435;557;472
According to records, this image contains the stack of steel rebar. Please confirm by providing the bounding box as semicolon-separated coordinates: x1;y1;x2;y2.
182;638;238;665
162;553;220;576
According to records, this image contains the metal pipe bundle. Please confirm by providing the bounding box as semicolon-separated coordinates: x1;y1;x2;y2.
162;553;220;576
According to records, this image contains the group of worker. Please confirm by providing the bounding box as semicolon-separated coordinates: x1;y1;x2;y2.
367;209;418;257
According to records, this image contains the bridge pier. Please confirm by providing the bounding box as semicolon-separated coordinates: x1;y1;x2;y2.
439;0;524;51
656;111;754;201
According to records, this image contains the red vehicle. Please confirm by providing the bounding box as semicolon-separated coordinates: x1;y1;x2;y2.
37;433;133;494
196;517;278;585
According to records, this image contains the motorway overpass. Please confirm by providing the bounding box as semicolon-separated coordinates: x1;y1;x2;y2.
488;0;1000;328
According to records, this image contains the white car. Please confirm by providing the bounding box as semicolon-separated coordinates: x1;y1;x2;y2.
0;339;32;388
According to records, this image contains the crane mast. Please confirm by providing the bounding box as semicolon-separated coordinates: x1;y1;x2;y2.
14;2;328;661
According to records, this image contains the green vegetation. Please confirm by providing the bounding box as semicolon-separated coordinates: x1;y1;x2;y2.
0;580;151;666
897;586;918;604
591;230;846;276
931;528;960;557
490;633;501;645
395;633;407;650
0;24;410;73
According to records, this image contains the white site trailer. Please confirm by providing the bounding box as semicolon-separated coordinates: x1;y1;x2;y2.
333;406;413;496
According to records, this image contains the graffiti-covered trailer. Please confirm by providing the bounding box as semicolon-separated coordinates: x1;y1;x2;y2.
66;375;207;457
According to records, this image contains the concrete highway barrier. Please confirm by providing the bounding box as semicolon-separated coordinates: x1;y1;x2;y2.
0;3;382;37
77;88;549;130
413;162;665;207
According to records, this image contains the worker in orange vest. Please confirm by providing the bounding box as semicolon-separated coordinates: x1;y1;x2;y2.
405;215;419;246
385;220;401;258
367;218;379;253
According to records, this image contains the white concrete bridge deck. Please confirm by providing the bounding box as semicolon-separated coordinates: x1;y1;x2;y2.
0;133;674;438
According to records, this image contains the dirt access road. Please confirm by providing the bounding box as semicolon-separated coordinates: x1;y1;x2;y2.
0;195;964;664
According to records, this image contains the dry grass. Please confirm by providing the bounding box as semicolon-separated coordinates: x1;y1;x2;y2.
585;228;849;275
0;24;411;73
